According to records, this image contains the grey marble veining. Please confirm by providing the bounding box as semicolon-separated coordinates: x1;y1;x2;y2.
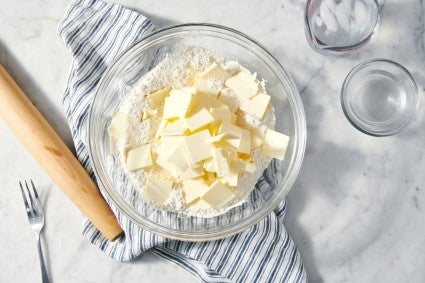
0;0;424;282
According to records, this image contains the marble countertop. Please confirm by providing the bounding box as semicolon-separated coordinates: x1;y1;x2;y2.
1;0;424;282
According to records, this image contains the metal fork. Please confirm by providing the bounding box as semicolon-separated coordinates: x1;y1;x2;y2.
19;180;50;283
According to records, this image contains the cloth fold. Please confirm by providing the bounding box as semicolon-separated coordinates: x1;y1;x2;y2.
59;0;307;282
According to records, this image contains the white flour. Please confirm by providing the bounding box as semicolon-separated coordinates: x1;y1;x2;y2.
110;46;275;217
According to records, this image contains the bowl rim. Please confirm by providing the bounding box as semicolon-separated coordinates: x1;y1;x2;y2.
88;23;307;241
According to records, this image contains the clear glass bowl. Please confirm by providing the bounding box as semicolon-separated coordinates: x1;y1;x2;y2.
341;59;419;136
304;0;380;53
88;24;306;241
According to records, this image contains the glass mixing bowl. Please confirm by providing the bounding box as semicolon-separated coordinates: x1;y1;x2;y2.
88;24;306;241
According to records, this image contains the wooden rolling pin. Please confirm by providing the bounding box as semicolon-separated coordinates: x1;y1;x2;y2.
0;64;123;241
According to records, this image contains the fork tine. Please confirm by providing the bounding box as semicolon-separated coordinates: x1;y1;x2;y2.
24;180;36;215
19;181;30;212
30;179;39;199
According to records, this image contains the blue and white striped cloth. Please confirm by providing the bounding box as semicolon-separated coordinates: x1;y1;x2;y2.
59;0;307;282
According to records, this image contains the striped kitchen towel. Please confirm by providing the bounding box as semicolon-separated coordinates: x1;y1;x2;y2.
58;0;307;282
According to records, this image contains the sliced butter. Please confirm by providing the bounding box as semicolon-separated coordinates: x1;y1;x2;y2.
262;129;290;160
239;92;270;119
210;108;233;123
211;148;231;177
163;90;193;119
194;78;220;97
185;107;215;132
183;129;212;164
220;172;238;187
200;63;232;82
182;167;204;180
161;119;188;136
201;180;235;208
109;112;128;140
182;177;210;204
126;144;152;172
238;129;251;154
225;71;258;100
230;159;256;173
144;178;173;203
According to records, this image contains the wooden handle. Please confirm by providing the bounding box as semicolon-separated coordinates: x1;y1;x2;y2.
0;64;123;241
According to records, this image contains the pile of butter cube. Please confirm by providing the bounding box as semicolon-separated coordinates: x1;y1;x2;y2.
114;64;290;209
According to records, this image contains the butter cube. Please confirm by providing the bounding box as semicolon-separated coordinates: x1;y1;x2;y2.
163;90;193;119
155;136;183;157
201;180;235;208
210;108;232;123
194;78;220;97
205;133;227;144
203;157;216;172
200;63;232;82
238;129;251;154
185;108;215;132
182;177;210;204
144;178;173;203
189;198;211;208
148;86;171;106
221;147;237;160
225;71;258;99
126;144;152;171
181;87;198;94
154;119;168;139
183;129;212;164
109;112;128;140
219;122;243;139
211;148;231;177
230;159;256;173
239;92;270;119
217;91;240;113
161;119;189;136
155;156;180;179
250;128;265;149
262;129;290;160
182;167;204;180
167;143;190;173
204;171;216;185
220;172;239;187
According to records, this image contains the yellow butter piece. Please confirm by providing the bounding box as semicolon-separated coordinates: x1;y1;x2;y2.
250;128;265;149
182;177;210;204
163;89;194;119
181;87;198;94
155;156;180;179
154;119;168;139
182;167;205;180
200;63;232;82
161;119;188;136
225;71;258;100
126;144;152;171
221;147;238;160
205;133;227;144
109;112;128;140
230;159;256;173
189;198;211;208
210;108;232;123
167;143;191;173
219;122;243;139
262;129;290;160
201;180;235;208
194;78;220;97
203;157;216;172
204;171;216;185
217;92;240;113
148;86;171;106
239;92;270;119
185;107;215;132
155;136;183;157
211;148;231;177
144;178;173;203
183;129;212;164
238;129;251;154
220;172;239;187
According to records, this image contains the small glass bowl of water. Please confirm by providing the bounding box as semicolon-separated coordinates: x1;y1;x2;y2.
341;59;419;136
305;0;380;53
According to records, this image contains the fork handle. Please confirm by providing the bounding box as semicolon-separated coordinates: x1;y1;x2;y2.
35;233;50;283
0;65;123;241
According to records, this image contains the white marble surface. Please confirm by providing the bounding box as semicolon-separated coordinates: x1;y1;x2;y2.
1;0;424;282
